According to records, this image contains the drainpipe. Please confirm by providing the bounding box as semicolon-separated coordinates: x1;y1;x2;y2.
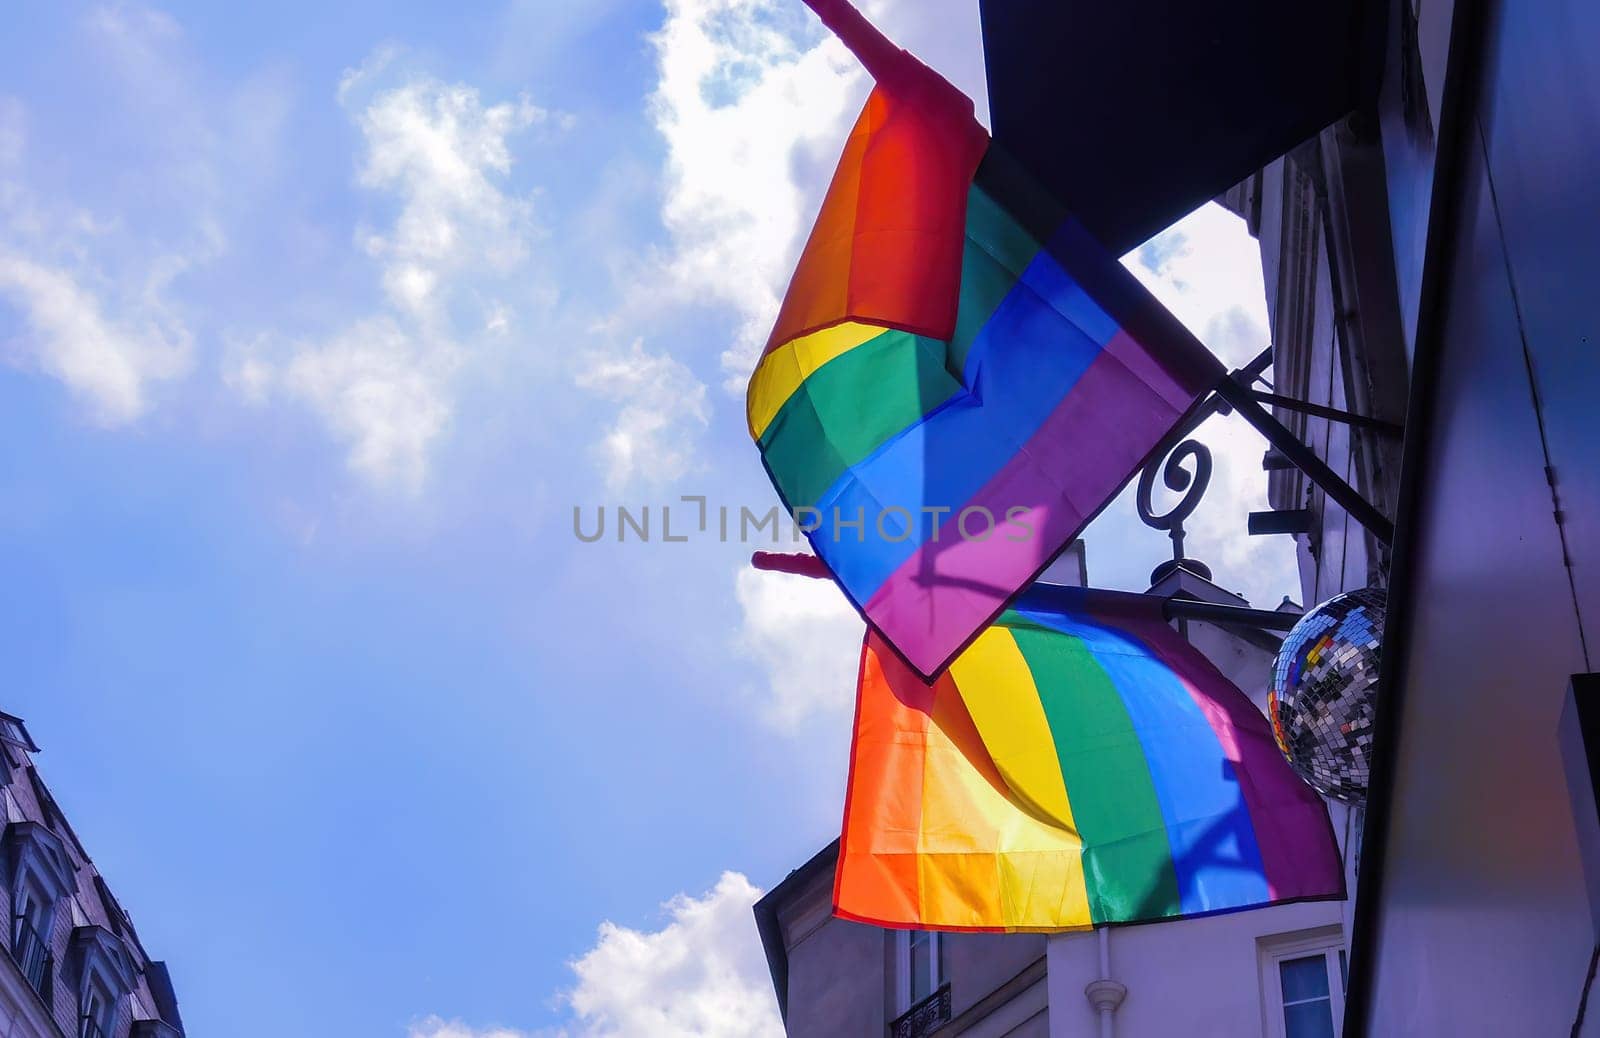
1084;928;1127;1038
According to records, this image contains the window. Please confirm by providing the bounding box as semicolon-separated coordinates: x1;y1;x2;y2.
3;821;73;1003
0;713;38;753
892;930;951;1038
66;926;136;1037
14;879;48;942
897;929;945;1011
80;975;114;1038
11;875;55;998
1260;928;1346;1038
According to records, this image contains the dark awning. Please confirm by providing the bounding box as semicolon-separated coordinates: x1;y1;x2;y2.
979;0;1389;254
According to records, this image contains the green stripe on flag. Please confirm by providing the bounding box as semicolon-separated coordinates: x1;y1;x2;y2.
759;329;958;508
948;187;1043;377
1007;619;1183;923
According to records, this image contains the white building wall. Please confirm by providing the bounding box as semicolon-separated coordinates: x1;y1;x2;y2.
1047;901;1344;1038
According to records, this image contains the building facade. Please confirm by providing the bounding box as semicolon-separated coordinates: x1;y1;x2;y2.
0;713;183;1038
1226;0;1600;1032
1292;0;1599;1034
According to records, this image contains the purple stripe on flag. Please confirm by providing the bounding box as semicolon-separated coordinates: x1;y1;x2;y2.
864;348;1187;675
1103;328;1196;413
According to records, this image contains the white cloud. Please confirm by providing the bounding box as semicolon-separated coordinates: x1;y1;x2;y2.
250;59;553;491
410;874;781;1038
354;78;544;322
561;871;783;1038
0;8;213;425
407;1019;533;1038
283;317;452;491
648;0;866;385
575;341;709;490
1124;205;1273;371
733;566;862;729
0;252;190;424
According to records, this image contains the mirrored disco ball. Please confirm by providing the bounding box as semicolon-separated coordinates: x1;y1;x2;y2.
1268;588;1385;804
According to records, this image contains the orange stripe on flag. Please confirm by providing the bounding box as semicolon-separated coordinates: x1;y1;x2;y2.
835;634;1094;932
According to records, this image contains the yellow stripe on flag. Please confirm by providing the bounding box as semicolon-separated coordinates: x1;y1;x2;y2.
746;321;886;439
919;653;1092;930
949;627;1076;831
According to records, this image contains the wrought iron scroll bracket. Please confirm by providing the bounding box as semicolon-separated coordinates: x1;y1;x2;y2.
1132;351;1248;583
1137;438;1212;569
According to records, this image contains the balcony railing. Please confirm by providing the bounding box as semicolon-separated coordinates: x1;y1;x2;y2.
890;983;952;1038
10;917;53;1001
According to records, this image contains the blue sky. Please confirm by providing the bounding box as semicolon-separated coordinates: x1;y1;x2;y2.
0;2;1296;1034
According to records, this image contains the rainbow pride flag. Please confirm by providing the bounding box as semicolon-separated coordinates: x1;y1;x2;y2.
747;1;1225;677
834;585;1344;931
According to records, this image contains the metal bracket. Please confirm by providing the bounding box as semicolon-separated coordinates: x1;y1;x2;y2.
750;552;1301;639
1160;596;1299;632
1248;509;1315;536
1212;348;1396;547
1249;389;1404;436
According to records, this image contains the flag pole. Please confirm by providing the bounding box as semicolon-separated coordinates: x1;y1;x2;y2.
801;0;913;85
750;553;1301;632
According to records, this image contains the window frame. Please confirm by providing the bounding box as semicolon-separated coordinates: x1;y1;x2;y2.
80;978;109;1030
0;713;40;754
80;975;113;1038
894;929;945;1015
6;822;72;945
14;875;51;939
1258;927;1346;1038
10;871;57;1001
66;925;137;1037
